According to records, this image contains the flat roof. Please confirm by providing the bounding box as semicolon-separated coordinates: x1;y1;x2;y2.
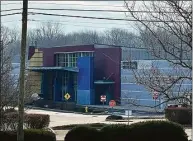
94;80;115;84
27;67;79;72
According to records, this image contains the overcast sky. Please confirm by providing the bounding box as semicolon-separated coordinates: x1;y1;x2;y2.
2;1;139;34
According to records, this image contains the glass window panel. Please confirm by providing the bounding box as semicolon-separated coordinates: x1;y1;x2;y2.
70;62;73;67
72;57;75;62
77;52;81;57
83;52;87;56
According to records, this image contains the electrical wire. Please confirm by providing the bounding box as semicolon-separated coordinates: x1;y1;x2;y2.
28;12;186;23
1;12;186;23
1;2;125;8
28;19;132;28
2;19;129;26
1;8;183;14
1;12;22;16
2;2;190;9
2;19;135;30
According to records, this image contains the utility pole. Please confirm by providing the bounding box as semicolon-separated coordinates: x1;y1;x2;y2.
127;99;130;125
17;0;28;141
0;40;2;131
0;3;1;131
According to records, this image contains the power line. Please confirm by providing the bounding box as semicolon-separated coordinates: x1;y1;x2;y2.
1;2;125;8
32;19;131;27
28;19;129;28
1;8;183;14
1;12;186;23
28;12;186;23
2;19;135;30
2;2;190;10
1;9;22;12
1;12;22;16
1;19;121;26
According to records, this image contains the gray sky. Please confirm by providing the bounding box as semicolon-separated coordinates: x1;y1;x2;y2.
1;1;138;34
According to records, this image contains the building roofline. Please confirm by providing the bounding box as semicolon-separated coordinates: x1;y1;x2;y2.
35;44;95;49
34;43;148;50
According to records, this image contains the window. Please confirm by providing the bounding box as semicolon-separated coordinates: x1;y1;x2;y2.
55;51;94;67
122;61;137;69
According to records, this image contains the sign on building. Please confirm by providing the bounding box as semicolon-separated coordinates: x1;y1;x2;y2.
64;93;71;101
100;95;106;102
109;100;116;107
122;61;137;69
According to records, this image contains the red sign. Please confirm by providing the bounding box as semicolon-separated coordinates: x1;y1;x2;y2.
100;95;106;102
153;92;159;100
109;100;116;107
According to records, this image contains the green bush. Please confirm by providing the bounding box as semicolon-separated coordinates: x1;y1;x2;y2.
2;113;50;130
105;115;123;121
4;108;17;113
100;124;129;141
92;109;104;113
0;130;16;141
2;112;20;131
74;107;91;113
64;121;188;141
128;120;188;141
165;107;192;125
64;126;100;141
24;129;56;141
25;114;50;129
52;123;107;130
0;129;56;141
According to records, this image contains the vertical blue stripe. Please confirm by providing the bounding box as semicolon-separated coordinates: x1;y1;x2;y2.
77;57;94;105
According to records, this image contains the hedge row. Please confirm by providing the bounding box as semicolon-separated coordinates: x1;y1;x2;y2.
165;107;192;125
2;112;50;130
74;107;104;113
25;114;50;129
105;115;123;121
52;123;106;130
65;121;188;141
0;129;56;141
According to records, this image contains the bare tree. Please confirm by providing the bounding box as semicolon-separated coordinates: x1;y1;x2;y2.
28;22;141;48
28;21;65;47
65;30;102;45
0;26;19;111
103;28;141;47
124;1;192;106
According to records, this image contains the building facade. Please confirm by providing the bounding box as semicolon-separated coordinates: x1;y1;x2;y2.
27;44;191;108
121;47;192;109
27;44;121;105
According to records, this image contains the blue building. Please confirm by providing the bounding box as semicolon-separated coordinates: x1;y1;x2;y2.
121;47;192;110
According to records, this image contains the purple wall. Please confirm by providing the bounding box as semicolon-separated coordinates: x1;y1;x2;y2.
94;47;121;100
39;45;95;67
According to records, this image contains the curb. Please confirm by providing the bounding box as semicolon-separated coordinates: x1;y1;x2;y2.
26;106;166;120
26;106;107;116
122;114;165;119
25;106;77;113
